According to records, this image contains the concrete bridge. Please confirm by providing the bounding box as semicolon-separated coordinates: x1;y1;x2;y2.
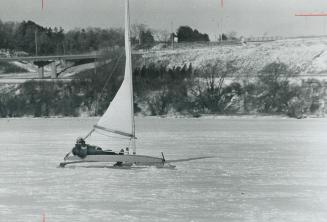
0;54;103;79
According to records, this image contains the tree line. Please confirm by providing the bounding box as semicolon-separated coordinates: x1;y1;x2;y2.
0;20;125;55
0;19;214;56
0;59;325;118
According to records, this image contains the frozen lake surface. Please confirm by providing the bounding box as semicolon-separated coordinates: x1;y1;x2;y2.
1;117;327;221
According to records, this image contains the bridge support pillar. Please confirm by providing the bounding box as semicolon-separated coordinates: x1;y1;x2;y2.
38;66;44;78
94;60;97;74
51;62;57;79
61;59;67;69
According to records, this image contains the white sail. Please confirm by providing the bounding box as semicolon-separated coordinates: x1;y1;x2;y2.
94;0;134;138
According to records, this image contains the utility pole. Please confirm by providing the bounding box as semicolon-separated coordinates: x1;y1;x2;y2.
217;22;221;42
62;42;66;55
35;29;38;56
171;21;174;49
218;0;224;42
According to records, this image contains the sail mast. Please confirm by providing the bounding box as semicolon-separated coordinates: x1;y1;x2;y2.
125;0;136;154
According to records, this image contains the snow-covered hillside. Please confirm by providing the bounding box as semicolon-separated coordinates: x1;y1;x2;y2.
139;37;327;78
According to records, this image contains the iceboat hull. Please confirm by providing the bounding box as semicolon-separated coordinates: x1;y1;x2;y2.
60;154;164;167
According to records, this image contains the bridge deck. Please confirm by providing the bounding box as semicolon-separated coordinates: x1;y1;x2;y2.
0;54;102;62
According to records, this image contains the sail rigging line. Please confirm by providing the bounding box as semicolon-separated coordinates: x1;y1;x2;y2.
84;128;95;140
95;52;124;116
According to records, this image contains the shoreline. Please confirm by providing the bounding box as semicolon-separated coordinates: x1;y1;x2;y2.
1;113;325;120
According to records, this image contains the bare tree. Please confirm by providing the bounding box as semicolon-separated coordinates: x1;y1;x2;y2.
191;60;237;112
256;62;296;113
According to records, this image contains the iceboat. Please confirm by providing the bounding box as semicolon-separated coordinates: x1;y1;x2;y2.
60;0;167;168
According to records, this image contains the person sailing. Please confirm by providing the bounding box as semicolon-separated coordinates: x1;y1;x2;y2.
72;137;118;158
72;137;88;158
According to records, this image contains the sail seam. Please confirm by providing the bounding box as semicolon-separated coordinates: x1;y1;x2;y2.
94;124;134;138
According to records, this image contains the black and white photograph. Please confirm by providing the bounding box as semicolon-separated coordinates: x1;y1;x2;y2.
1;0;327;221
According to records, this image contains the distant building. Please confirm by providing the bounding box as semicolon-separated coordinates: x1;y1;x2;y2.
170;33;178;43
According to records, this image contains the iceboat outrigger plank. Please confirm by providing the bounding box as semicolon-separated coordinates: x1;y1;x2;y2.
62;154;164;165
166;156;214;163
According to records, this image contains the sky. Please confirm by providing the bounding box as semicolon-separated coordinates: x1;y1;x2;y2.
1;0;327;40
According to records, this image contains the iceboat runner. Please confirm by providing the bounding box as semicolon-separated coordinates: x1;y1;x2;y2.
59;0;166;168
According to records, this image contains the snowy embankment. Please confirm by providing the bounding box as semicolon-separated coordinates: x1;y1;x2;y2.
139;37;327;78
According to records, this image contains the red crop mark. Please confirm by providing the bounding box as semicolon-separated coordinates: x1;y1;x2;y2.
42;211;46;222
41;0;44;10
221;0;224;8
295;13;327;16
